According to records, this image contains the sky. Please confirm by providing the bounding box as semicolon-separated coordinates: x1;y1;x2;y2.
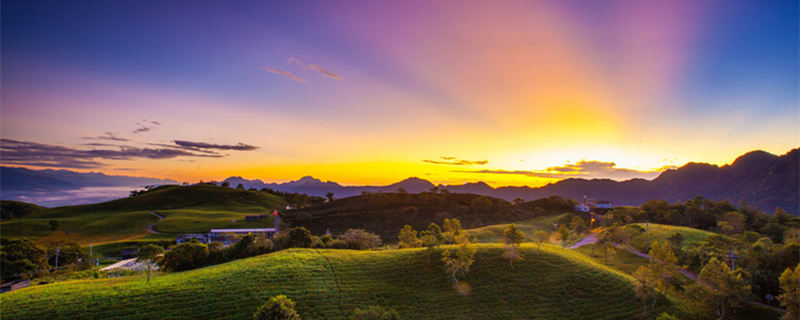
1;0;798;187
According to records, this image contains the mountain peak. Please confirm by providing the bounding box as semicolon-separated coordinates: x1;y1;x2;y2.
729;150;778;169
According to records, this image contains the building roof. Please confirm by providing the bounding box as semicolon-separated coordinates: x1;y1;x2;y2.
209;228;276;233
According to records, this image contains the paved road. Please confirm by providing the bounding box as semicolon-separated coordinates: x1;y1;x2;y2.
146;211;164;234
570;233;699;281
568;233;598;249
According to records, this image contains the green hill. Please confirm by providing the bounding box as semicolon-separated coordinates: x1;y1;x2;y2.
622;223;717;252
283;192;573;241
0;185;287;244
0;244;683;320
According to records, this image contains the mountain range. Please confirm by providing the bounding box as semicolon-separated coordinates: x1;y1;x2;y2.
1;148;796;213
223;148;799;214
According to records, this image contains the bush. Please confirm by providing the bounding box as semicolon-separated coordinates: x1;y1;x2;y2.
352;305;399;320
339;229;382;250
277;227;313;249
253;295;300;320
160;241;209;272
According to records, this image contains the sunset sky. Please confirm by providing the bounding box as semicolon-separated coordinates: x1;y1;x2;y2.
2;0;798;187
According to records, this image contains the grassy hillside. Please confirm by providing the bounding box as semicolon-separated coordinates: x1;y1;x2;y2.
1;244;681;320
0;185;286;244
622;223;717;252
0;200;46;219
468;212;582;243
283;192;574;241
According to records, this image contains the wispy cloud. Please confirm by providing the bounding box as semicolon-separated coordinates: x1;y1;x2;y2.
133;119;160;134
82;132;129;142
423;156;488;166
288;57;343;80
0;139;222;169
262;66;305;83
455;160;673;181
173;140;259;151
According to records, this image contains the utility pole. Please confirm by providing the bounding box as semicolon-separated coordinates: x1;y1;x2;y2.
728;249;737;270
645;221;649;252
54;248;60;273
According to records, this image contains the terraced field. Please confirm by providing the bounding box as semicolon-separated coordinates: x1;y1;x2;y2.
1;244;682;320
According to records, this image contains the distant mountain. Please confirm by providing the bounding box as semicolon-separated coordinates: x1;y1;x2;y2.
223;148;799;214
0;166;176;207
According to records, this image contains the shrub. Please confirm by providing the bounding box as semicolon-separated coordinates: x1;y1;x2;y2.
352;305;399;320
160;241;209;272
339;229;382;250
279;227;313;248
253;295;300;320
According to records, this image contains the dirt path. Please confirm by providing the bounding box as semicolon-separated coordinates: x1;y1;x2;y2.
146;211;164;234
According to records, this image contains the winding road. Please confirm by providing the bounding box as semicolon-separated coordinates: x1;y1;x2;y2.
570;232;697;280
146;211;164;234
570;232;783;311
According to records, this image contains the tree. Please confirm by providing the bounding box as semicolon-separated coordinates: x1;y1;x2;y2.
502;224;525;269
719;211;746;236
221;181;230;188
351;305;399;320
136;244;163;284
557;224;570;248
570;216;586;234
648;241;679;295
441;236;476;285
236;183;245;189
339;229;382;250
398;225;422;249
285;227;313;248
633;265;657;315
697;257;751;319
778;263;800;320
325;192;334;202
469;196;492;213
159;241;209;272
48;242;84;268
420;223;442;263
253;295;301;320
0;239;47;281
534;230;549;255
442;218;466;244
49;219;60;231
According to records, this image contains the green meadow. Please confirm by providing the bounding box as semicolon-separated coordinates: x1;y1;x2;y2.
1;244;683;320
0;184;285;245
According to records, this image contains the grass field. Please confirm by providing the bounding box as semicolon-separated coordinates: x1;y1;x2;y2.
1;244;683;320
0;185;286;245
622;223;717;252
468;212;586;244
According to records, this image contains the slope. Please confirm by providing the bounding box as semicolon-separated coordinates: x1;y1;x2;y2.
0;244;682;320
0;184;286;244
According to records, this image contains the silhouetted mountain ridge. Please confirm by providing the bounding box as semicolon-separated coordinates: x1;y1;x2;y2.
223;148;798;214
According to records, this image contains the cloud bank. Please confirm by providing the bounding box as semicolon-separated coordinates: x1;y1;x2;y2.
0;138;259;169
423;156;488;166
455;160;672;180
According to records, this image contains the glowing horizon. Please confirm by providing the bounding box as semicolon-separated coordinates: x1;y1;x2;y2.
1;1;797;187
